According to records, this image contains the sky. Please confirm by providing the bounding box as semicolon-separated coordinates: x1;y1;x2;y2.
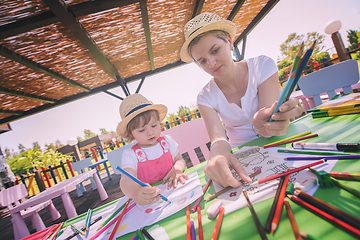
1;0;360;153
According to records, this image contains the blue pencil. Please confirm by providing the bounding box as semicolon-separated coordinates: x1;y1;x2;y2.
270;42;304;122
116;166;170;203
85;209;92;231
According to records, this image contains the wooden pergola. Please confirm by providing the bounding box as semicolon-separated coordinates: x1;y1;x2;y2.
0;0;279;126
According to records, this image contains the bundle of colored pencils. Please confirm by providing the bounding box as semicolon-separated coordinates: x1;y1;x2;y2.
270;40;316;121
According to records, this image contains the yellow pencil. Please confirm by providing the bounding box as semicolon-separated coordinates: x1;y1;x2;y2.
263;131;312;148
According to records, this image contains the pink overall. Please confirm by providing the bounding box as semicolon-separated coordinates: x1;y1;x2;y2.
132;136;174;185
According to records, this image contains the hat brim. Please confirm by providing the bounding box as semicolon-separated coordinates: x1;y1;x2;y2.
180;20;236;63
116;104;167;138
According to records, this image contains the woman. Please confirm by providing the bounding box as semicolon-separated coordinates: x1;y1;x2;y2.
180;12;303;188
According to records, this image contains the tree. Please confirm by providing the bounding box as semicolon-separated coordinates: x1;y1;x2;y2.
100;128;109;135
278;32;325;62
18;144;26;152
84;129;97;139
346;29;360;60
32;142;41;151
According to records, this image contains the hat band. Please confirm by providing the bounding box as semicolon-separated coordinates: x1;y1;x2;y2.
187;26;203;39
125;104;151;117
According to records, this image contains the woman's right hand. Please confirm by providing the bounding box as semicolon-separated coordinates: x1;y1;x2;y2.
204;144;251;188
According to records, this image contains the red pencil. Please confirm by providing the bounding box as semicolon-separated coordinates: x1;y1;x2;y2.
197;205;204;240
251;159;326;185
192;179;212;212
263;134;318;149
109;198;131;240
186;205;191;240
271;174;290;234
211;204;225;240
288;195;360;238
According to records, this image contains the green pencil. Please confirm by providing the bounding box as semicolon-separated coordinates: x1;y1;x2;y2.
70;224;85;236
277;149;350;155
97;200;127;230
136;228;146;240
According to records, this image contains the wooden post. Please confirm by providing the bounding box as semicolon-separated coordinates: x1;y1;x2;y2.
66;159;75;177
42;167;52;187
54;163;63;182
26;173;36;197
60;161;69;179
34;169;46;192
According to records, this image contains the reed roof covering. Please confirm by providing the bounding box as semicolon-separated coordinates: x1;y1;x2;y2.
0;0;279;125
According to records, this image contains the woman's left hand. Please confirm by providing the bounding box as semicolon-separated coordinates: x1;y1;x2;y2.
252;97;303;137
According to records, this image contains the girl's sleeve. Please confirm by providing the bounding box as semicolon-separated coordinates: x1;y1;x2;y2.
164;135;180;162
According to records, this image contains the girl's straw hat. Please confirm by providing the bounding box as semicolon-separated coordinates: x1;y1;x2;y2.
180;12;236;63
116;94;167;137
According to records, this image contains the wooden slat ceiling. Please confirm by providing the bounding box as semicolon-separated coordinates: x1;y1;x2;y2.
0;0;279;125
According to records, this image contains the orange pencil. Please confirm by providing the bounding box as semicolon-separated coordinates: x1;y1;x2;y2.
284;198;302;240
271;174;290;234
109;198;131;240
211;204;225;240
186;205;191;240
197;205;204;240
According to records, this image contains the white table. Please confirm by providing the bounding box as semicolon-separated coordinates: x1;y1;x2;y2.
10;169;108;239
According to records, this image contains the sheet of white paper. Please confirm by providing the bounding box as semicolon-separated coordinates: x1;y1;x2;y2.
213;146;336;214
58;171;203;240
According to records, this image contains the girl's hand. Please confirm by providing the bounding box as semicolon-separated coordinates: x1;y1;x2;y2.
163;167;189;189
133;184;162;206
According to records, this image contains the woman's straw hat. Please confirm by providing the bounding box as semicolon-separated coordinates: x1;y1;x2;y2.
180;12;236;63
116;94;167;137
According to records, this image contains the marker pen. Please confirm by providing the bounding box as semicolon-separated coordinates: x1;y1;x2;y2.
292;142;360;152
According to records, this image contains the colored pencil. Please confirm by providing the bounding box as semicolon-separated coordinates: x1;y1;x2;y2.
330;177;360;198
186;205;191;240
271;174;290;234
243;189;268;239
108;198;131;240
288;195;360;238
116;166;170;202
300;232;323;240
329;171;360;181
64;216;102;240
263;131;312;148
211;204;225;240
85;209;93;232
251;159;326;185
284;155;360;160
294;189;360;229
51;222;64;240
265;176;285;233
205;169;261;201
83;208;91;229
190;218;196;240
131;236;136;240
136;229;145;240
89;199;131;240
270;42;304;122
141;227;155;240
197;205;204;240
40;224;60;240
70;224;85;236
98;199;128;230
192;179;212;212
284;198;302;240
263;134;319;149
277;149;350;155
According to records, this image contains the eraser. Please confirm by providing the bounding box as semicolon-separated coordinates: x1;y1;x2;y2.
294;175;318;192
206;199;223;219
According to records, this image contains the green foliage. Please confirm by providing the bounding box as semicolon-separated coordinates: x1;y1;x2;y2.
100;128;109;135
84;129;97;139
7;147;69;176
278;32;325;62
165;105;198;123
346;29;360;60
314;52;331;64
277;59;293;81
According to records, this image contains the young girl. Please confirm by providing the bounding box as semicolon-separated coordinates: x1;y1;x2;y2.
116;94;188;206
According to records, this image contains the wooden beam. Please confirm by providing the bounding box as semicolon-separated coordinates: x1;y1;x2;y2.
0;45;90;92
227;0;246;21
140;0;155;71
42;0;130;96
0;87;56;103
0;110;22;115
234;0;279;47
192;0;205;18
